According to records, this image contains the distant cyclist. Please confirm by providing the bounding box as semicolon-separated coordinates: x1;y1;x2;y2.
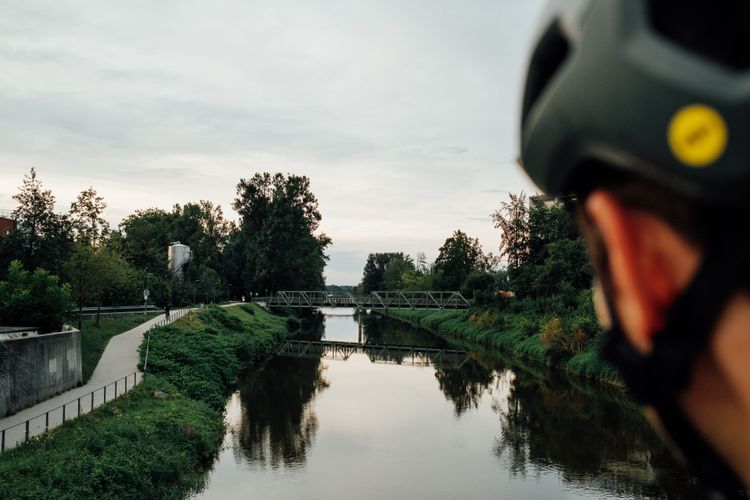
520;1;750;498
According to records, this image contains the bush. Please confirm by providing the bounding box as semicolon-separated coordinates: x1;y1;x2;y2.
0;260;72;333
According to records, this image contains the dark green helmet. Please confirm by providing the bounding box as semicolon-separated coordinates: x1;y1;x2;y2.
520;0;750;205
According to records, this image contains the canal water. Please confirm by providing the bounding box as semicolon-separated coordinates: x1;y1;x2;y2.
193;309;702;499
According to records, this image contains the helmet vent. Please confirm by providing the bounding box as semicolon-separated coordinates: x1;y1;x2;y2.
522;21;570;125
648;1;750;71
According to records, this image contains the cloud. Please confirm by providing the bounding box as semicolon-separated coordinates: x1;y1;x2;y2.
0;0;546;284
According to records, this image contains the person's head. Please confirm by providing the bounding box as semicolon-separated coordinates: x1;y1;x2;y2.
519;1;750;497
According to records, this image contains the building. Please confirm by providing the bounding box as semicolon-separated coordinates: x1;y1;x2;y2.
168;241;192;276
0;213;16;237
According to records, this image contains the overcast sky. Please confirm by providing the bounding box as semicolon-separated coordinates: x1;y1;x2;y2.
0;0;545;284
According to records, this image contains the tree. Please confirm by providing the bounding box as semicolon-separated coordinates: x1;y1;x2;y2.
433;230;487;290
232;173;330;294
491;194;591;300
361;255;382;294
116;208;177;275
383;253;415;290
171;200;231;273
360;252;415;292
6;168;73;274
0;261;71;333
490;192;530;270
415;251;429;274
64;243;137;327
69;186;109;246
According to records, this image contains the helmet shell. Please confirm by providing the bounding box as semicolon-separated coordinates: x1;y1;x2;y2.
520;0;750;206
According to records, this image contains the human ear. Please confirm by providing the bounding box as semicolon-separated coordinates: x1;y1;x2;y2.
584;190;688;354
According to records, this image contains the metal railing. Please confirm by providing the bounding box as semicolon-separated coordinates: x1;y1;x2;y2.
0;372;141;453
261;291;472;309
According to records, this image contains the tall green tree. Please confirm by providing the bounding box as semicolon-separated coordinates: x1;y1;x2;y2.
360;252;415;293
433;230;488;290
232;173;330;294
490;195;591;300
64;243;138;327
2;168;73;275
490;192;530;270
69;187;109;246
115;208;176;275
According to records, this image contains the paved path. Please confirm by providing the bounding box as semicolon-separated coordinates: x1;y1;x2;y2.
0;309;189;447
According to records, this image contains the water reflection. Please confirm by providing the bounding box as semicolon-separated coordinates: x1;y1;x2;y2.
434;358;495;416
493;368;702;498
359;312;448;348
198;313;703;499
232;357;329;469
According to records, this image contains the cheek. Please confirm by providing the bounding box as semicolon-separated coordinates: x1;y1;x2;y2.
593;279;612;328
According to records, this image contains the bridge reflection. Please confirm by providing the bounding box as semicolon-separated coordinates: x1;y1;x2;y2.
277;340;470;369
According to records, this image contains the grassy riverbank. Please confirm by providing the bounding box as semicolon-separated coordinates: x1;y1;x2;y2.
80;313;160;382
140;304;290;411
380;306;621;386
0;304;289;499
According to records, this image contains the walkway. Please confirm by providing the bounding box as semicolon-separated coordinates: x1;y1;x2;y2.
0;309;188;450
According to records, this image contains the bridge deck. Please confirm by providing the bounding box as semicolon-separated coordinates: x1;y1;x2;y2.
277;340;469;368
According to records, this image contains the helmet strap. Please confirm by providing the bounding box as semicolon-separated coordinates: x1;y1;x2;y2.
601;236;749;498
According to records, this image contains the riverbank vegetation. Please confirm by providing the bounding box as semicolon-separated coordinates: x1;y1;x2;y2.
0;304;290;498
0;377;223;499
140;304;290;411
361;193;617;383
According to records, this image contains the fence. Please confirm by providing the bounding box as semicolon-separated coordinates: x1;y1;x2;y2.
0;307;193;454
0;372;141;453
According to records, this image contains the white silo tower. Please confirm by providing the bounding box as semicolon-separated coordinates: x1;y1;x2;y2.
168;241;192;275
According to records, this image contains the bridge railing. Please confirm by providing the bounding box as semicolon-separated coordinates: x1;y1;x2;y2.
263;291;470;309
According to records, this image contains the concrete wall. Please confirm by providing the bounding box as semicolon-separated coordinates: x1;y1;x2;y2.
0;328;82;417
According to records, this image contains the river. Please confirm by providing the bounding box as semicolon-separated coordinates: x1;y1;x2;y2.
193;309;702;499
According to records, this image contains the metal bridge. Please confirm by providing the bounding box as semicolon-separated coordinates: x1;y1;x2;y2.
260;291;471;309
277;340;469;369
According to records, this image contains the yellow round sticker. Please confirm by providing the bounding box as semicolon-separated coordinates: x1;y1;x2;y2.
668;104;728;167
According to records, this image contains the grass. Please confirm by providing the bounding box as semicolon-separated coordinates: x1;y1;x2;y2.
79;313;160;382
141;304;289;410
381;307;622;386
0;304;290;499
0;378;223;500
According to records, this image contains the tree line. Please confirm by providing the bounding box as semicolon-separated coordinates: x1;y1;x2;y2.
356;229;502;302
356;193;597;358
0;168;329;331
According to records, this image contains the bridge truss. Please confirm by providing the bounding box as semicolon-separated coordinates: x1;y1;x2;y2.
277;340;469;369
263;291;470;309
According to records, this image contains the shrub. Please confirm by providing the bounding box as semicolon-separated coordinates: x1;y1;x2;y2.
0;260;72;333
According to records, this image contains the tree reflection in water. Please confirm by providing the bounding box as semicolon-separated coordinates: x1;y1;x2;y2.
234;356;330;469
359;313;448;348
434;357;495;416
435;353;703;499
